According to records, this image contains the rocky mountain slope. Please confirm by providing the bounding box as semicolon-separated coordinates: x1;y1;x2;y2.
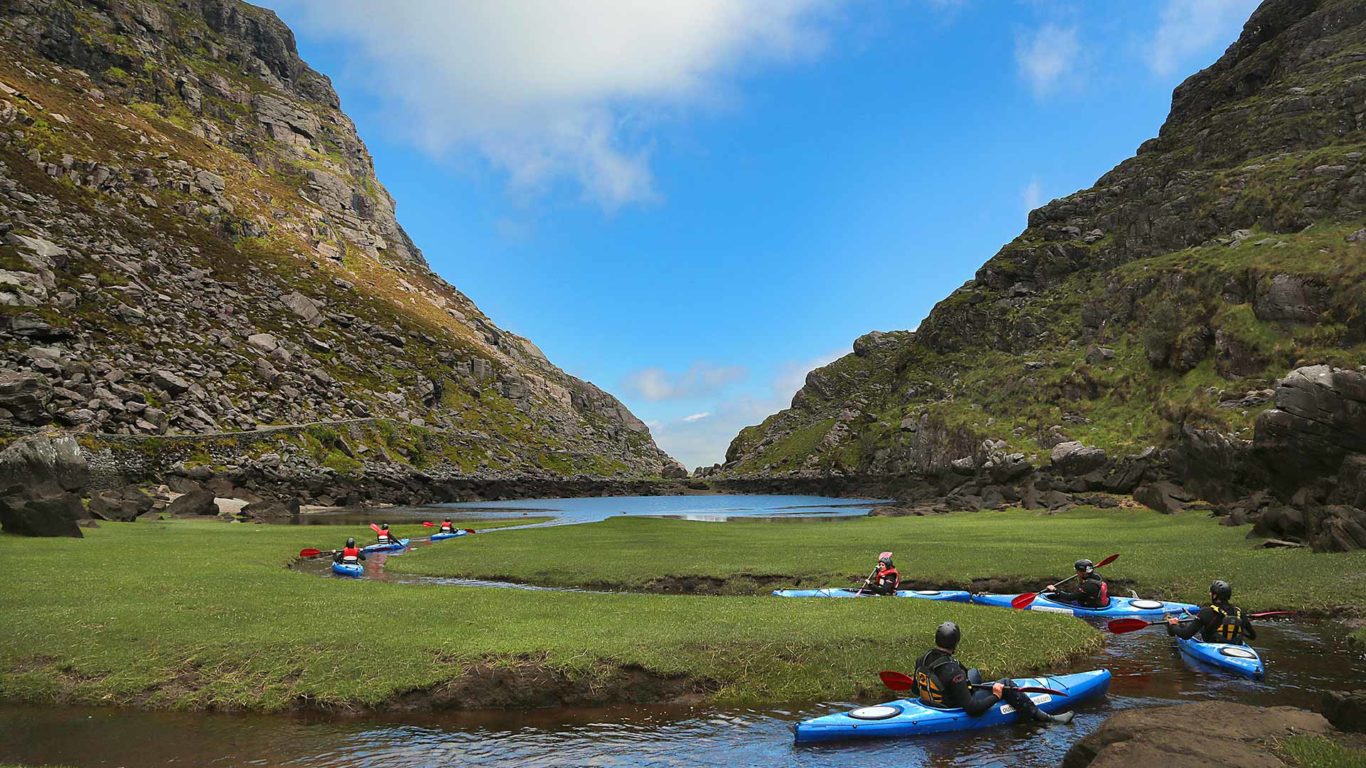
719;0;1366;545
0;0;682;493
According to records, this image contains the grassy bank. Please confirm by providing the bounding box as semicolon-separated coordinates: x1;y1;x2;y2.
1276;735;1366;768
390;507;1366;611
0;520;1099;712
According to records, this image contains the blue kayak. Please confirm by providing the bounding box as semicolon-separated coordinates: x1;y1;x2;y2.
794;669;1110;743
970;593;1199;618
362;538;410;553
431;531;468;541
331;561;364;578
1177;636;1265;679
773;587;971;602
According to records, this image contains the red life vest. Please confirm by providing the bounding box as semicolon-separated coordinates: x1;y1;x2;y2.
341;546;361;562
440;524;453;533
378;531;391;542
877;565;900;589
1097;579;1109;605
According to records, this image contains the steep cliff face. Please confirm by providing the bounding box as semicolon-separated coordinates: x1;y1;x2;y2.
722;0;1365;484
0;0;682;480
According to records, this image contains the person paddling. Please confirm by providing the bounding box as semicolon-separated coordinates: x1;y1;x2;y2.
1043;559;1109;608
333;537;366;565
438;520;456;534
908;622;1074;724
1166;580;1257;643
865;552;900;596
376;523;397;545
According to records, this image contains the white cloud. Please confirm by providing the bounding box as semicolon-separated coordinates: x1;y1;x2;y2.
274;0;840;210
1015;23;1080;96
647;350;843;469
621;361;748;402
1022;178;1042;212
1146;0;1259;78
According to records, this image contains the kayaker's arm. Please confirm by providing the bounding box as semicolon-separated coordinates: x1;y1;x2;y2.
1241;613;1257;641
1167;607;1212;639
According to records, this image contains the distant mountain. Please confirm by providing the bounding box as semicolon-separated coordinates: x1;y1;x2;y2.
718;0;1365;545
0;0;682;489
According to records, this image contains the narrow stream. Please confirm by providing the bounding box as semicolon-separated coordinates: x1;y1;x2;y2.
1;619;1361;767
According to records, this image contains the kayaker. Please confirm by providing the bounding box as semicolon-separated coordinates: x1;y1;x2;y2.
1043;559;1109;608
909;621;1074;724
865;552;900;596
376;523;396;544
1165;580;1257;643
439;520;455;534
333;537;366;565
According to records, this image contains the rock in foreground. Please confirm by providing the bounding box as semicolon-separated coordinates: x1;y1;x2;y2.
1062;701;1335;768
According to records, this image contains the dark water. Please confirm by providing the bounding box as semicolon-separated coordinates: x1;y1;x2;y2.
289;494;888;527
2;619;1361;768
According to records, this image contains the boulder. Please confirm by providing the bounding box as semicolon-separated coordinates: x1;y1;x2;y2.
1062;702;1335;768
1321;690;1366;734
165;489;218;517
1253;273;1328;324
0;371;53;425
0;433;89;496
152;369;192;395
1134;481;1193;514
1255;366;1366;474
238;497;300;521
1252;504;1306;541
88;486;154;522
0;491;83;537
1051;441;1108;475
280;291;324;325
1306;505;1366;552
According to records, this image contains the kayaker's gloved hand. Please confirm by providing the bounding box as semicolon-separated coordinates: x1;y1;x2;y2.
1044;584;1056;592
1165;615;1179;636
991;682;1005;698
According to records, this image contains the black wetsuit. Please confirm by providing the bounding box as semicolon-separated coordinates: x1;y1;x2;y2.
909;649;1044;719
1170;602;1256;643
1047;573;1108;608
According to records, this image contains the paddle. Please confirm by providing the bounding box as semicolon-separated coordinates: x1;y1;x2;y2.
1107;610;1295;635
298;548;336;558
853;565;880;597
1012;553;1120;609
878;670;1066;697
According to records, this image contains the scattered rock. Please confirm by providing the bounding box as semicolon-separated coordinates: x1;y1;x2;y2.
1134;481;1193;514
165;489;218;517
1322;690;1366;733
1051;441;1108;475
1062;701;1335;768
88;486;155;522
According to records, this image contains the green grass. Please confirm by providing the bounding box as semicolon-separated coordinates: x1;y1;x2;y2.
389;507;1366;610
0;521;1098;712
1276;735;1366;768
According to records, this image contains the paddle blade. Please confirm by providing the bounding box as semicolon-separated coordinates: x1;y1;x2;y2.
1011;592;1038;610
299;548;322;558
878;670;916;691
464;528;476;534
1106;618;1153;635
1094;553;1120;569
369;523;383;534
1250;610;1295;619
422;521;435;527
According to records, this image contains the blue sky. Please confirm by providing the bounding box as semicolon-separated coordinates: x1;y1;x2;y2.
262;0;1259;469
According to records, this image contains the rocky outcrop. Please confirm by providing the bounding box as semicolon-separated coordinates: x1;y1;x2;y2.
1062;702;1336;768
1322;690;1366;734
0;433;89;536
717;0;1366;537
0;0;681;482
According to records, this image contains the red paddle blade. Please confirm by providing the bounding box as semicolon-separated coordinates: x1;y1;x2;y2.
299;548;322;558
464;528;476;534
369;523;383;534
1094;553;1120;568
1011;592;1039;610
1106;618;1152;635
878;670;916;691
1014;686;1067;696
1250;610;1295;619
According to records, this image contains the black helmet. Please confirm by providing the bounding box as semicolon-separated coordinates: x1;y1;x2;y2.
1210;580;1232;601
346;537;355;547
878;551;893;565
1074;559;1094;573
935;621;961;651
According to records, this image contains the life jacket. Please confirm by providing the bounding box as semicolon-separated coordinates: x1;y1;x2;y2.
876;565;900;590
1077;573;1108;607
341;546;361;562
915;652;953;708
1095;577;1109;607
440;523;454;533
377;531;391;543
1209;603;1244;642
